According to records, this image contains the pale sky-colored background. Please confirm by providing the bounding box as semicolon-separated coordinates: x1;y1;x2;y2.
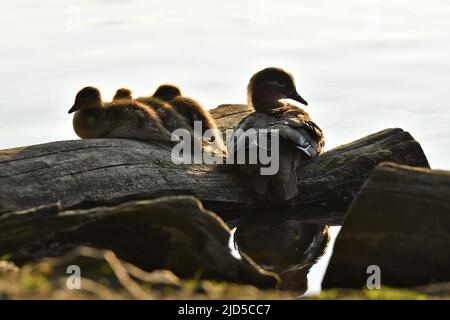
1;0;449;294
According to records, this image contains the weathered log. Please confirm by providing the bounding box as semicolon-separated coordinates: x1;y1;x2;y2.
0;104;429;224
0;196;279;289
210;103;252;132
323;162;450;288
0;195;329;293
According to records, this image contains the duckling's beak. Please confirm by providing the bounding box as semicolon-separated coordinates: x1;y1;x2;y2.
288;91;308;106
68;104;80;114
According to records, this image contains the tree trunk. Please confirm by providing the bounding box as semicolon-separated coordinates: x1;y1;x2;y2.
322;162;450;288
0;104;430;224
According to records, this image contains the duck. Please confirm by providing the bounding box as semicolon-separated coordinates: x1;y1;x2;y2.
152;84;227;154
113;88;133;100
136;90;211;153
135;93;193;134
228;67;325;200
68;86;173;142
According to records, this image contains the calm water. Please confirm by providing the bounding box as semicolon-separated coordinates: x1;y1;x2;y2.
1;0;449;294
1;0;450;170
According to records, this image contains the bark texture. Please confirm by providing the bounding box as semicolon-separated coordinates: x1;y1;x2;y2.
323;162;450;288
0;196;279;288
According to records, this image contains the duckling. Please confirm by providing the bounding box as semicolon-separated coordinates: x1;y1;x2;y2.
152;84;227;154
228;67;325;200
135;94;192;134
152;84;181;101
113;88;133;100
136;91;210;153
68;86;173;142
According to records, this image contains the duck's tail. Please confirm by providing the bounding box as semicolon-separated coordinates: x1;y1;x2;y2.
268;141;301;200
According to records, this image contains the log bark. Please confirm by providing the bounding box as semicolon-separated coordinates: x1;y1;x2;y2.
0;104;430;224
323;162;450;288
0;196;279;289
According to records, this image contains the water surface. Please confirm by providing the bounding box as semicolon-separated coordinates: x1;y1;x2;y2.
1;0;449;170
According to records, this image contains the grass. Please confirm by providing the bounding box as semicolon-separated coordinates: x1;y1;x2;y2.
312;287;430;300
0;256;447;300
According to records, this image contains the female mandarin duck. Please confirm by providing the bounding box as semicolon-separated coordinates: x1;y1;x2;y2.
152;84;227;154
228;67;325;200
68;86;172;142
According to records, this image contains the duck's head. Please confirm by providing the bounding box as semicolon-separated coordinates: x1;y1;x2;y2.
113;88;132;100
68;87;102;113
247;67;308;111
153;84;182;101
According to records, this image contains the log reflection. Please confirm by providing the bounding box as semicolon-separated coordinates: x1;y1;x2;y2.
234;213;329;294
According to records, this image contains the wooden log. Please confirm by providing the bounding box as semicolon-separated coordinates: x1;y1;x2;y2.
0;196;279;289
209;103;252;132
322;162;450;288
0;104;430;224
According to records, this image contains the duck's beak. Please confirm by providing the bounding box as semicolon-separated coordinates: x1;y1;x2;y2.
288;91;308;106
68;104;80;114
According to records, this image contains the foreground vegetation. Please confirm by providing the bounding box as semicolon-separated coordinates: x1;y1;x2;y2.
1;253;448;300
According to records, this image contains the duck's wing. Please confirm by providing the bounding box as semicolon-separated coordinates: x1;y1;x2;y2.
271;115;324;158
228;111;323;200
171;97;227;155
101;103;173;142
227;113;273;195
227;112;273;155
273;123;317;157
263;107;324;200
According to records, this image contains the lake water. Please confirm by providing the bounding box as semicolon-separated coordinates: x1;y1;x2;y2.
1;0;449;294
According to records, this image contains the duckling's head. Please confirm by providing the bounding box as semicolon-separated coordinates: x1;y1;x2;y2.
68;87;102;113
247;67;308;112
113;88;132;100
153;84;182;101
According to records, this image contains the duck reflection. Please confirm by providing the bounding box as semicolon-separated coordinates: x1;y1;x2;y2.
233;214;329;294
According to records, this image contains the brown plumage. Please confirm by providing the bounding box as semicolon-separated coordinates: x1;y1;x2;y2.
68;86;172;142
136;90;214;154
152;84;181;101
113;88;133;100
135;95;192;134
228;67;325;200
152;84;227;154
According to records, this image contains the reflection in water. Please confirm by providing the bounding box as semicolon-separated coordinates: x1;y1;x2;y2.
234;214;329;294
305;226;341;295
228;227;242;260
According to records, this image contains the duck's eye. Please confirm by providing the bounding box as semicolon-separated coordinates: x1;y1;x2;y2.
276;80;286;86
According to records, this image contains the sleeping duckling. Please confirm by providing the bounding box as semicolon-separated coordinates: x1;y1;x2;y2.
135;94;192;134
68;86;172;142
113;88;133;100
136;92;211;153
152;84;227;154
152;84;181;101
228;67;325;200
